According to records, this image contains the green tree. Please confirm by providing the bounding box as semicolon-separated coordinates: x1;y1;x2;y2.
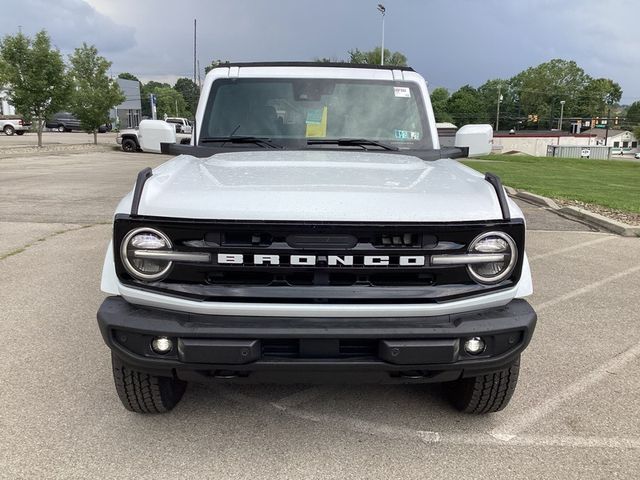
154;86;187;119
144;80;170;91
68;43;125;144
633;126;640;144
173;77;199;117
348;47;407;66
446;85;488;126
625;101;640;126
510;59;591;128
117;72;139;82
430;87;453;123
0;30;70;147
477;79;520;130
577;78;622;118
140;81;170;117
313;57;339;63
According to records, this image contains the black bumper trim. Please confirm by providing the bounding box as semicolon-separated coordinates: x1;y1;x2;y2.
97;296;536;382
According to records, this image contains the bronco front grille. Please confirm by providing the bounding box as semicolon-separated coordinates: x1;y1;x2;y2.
113;215;525;303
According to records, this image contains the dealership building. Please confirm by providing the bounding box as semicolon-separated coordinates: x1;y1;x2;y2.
0;89;16;116
110;78;142;129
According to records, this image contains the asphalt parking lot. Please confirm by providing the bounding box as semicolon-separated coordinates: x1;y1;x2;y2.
1;146;639;479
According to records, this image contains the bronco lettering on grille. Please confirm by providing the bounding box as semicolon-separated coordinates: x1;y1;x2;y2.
216;254;427;267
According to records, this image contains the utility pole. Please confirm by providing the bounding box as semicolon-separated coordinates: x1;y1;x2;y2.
604;107;611;146
558;100;565;130
495;84;502;132
193;19;197;90
193;18;198;138
377;4;386;65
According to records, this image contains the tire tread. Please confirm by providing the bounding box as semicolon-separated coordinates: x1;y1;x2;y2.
111;354;186;414
445;356;520;414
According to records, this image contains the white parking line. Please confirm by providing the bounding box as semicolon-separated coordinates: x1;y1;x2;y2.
528;236;615;262
220;384;640;450
490;339;640;441
283;407;640;450
535;264;640;312
485;264;640;440
419;431;640;450
271;386;329;410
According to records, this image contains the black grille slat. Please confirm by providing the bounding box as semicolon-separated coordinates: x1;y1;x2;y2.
261;339;378;359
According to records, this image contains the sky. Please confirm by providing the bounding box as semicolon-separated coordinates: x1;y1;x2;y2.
2;0;639;104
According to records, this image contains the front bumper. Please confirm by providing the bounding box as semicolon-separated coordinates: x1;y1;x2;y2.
97;296;536;384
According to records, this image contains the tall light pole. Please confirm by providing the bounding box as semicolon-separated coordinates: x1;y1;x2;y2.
496;84;503;131
377;4;386;65
558;100;566;130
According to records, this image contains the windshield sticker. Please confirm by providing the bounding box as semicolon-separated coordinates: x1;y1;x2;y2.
305;106;328;138
394;129;421;140
394;87;411;98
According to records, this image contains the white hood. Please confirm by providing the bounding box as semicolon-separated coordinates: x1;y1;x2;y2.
119;150;518;222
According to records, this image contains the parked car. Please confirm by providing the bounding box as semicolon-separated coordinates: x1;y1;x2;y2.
0;115;30;136
98;62;537;415
46;111;110;133
165;117;192;134
635;152;640;159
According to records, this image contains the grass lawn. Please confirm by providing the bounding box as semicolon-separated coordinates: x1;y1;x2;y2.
462;155;640;214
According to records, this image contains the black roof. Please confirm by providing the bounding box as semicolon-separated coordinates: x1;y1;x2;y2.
220;61;415;72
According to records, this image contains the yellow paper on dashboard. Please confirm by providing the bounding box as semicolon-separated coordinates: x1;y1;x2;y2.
305;106;328;138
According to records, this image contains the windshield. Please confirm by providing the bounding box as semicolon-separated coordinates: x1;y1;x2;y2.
200;78;433;150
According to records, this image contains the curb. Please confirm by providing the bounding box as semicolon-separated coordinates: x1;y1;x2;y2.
558;206;640;237
507;188;640;237
0;143;114;156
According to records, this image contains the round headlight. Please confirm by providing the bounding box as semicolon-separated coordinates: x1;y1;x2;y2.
467;231;517;284
120;227;173;281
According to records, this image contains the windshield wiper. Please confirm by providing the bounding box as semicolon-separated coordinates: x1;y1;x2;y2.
307;138;399;151
200;136;283;149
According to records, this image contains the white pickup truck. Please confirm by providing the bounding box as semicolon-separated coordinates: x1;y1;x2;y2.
165;117;192;134
0;116;29;136
98;62;536;415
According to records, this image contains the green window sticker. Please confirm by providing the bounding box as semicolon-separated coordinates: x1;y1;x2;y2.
394;129;420;140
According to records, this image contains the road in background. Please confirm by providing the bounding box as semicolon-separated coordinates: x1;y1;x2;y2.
1;148;638;479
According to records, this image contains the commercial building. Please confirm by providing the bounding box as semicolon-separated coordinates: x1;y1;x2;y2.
436;122;458;147
110;78;142;129
493;131;600;157
1;89;16;116
581;128;638;155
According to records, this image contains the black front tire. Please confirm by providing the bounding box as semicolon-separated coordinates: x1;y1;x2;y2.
57;124;66;132
111;354;187;413
121;138;137;152
444;356;520;414
4;125;15;136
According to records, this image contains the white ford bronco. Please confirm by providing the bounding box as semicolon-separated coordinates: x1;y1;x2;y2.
98;62;536;414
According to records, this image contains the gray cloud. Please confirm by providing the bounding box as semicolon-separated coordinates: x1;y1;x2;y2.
1;0;135;54
2;0;638;103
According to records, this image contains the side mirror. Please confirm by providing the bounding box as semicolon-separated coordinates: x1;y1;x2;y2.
138;120;176;153
455;124;493;157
